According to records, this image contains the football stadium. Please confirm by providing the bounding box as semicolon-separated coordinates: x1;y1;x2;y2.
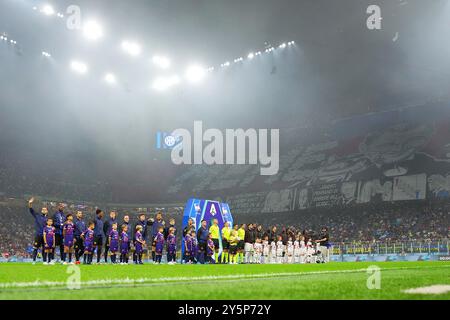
0;0;449;305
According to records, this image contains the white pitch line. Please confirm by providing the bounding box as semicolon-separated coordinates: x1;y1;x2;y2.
0;265;449;290
402;285;450;295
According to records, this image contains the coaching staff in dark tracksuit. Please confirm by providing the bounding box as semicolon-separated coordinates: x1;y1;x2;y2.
28;197;48;264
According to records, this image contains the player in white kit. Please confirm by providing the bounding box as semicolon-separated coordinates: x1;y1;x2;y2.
294;236;301;263
286;237;294;264
270;241;277;264
253;238;263;264
262;236;270;264
299;236;307;264
306;238;315;263
276;236;284;264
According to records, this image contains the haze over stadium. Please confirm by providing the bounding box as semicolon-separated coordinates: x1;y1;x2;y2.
0;0;449;301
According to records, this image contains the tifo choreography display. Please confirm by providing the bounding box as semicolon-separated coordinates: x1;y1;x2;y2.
27;197;330;265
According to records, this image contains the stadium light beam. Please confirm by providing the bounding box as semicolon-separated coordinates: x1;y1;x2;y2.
121;41;141;57
152;75;180;91
83;20;103;41
104;73;116;84
185;65;206;84
70;61;88;74
41;5;55;16
152;55;171;69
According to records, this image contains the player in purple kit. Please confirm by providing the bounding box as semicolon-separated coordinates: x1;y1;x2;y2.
190;230;198;264
154;226;165;264
134;225;145;264
120;224;130;264
63;214;75;264
206;233;215;264
108;223;119;264
82;221;95;265
183;231;192;264
166;227;177;264
43;218;55;265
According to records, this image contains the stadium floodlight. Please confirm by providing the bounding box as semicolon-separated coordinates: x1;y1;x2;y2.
185;65;206;84
57;13;64;18
152;55;171;69
70;61;88;74
223;61;230;67
248;52;255;60
279;43;287;49
104;73;116;84
288;41;295;46
42;51;51;57
152;75;180;91
41;5;55;16
121;41;141;57
83;21;103;41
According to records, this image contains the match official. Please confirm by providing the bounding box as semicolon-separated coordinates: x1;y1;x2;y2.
209;219;220;263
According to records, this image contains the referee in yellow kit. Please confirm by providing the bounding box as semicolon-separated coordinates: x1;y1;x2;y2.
209;218;220;263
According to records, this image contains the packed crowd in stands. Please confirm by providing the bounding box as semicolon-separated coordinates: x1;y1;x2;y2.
0;196;447;259
0;205;34;258
0;153;113;202
242;201;449;243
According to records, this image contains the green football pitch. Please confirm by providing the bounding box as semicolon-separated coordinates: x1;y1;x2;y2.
0;261;448;300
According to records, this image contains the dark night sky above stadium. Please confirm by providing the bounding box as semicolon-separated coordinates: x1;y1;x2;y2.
1;0;450;200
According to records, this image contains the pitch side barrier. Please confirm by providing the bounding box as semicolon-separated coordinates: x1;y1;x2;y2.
330;239;449;262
